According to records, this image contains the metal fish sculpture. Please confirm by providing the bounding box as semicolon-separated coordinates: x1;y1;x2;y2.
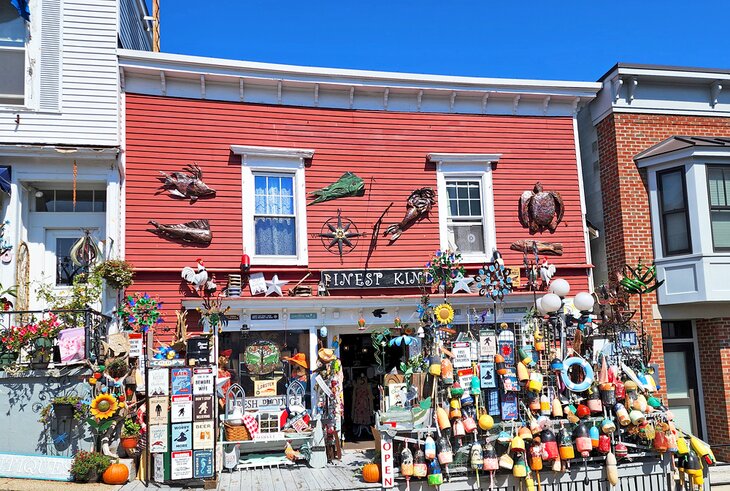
510;239;563;256
157;163;216;202
385;187;435;241
308;172;365;205
147;219;212;245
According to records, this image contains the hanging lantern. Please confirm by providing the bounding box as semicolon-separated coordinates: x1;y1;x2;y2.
240;252;251;274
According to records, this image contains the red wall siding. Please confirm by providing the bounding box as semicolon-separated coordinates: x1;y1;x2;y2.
125;94;588;276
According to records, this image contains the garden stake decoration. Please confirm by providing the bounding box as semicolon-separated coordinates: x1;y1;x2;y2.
156;163;216;202
619;259;664;365
118;293;164;333
316;209;364;260
425;249;466;300
308;171;365;205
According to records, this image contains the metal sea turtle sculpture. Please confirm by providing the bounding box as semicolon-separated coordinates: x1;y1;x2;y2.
518;182;564;234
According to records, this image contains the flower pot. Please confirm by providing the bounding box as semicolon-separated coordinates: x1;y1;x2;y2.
31;337;53;369
53;403;75;420
0;351;18;368
77;469;99;483
120;436;139;450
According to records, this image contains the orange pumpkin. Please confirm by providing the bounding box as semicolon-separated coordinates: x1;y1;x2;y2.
362;463;380;483
102;462;129;485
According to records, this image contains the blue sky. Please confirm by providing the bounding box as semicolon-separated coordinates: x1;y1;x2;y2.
148;1;730;81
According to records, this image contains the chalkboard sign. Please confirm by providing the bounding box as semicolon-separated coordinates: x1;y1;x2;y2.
321;269;428;289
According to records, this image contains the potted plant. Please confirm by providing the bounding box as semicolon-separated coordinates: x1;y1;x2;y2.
28;314;62;368
120;418;141;450
106;358;129;379
70;450;112;483
39;395;88;425
93;260;134;291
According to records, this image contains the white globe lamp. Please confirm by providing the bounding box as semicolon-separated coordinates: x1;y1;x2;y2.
548;278;570;297
535;297;545;315
574;292;595;312
541;293;563;314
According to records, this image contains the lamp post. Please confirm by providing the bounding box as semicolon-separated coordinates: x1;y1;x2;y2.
536;279;594;359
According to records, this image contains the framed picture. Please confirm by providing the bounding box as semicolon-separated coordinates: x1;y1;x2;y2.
387;383;408;409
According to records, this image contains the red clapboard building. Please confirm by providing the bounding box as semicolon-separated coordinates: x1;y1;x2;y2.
119;50;600;434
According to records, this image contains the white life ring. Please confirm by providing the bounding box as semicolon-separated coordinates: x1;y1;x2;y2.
561;356;594;392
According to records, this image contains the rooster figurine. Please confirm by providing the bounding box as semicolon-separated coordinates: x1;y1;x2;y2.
181;258;216;295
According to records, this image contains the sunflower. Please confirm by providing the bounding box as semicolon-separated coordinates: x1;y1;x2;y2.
435;303;454;325
90;393;118;420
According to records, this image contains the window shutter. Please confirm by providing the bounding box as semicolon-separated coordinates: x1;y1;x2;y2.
39;0;61;111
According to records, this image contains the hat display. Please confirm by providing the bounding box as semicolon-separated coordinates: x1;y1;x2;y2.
318;348;336;363
283;352;309;369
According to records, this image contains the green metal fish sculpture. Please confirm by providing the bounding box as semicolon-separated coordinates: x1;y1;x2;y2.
308;172;365;205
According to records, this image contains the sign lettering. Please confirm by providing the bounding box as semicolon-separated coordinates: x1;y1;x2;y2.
381;440;394;488
250;313;279;321
0;454;73;481
321;269;429;289
244;395;286;411
290;312;317;320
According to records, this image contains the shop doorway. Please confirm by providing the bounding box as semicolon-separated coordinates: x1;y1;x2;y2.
662;321;703;438
339;334;404;444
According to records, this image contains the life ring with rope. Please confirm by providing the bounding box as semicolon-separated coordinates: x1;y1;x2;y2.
561;356;594;392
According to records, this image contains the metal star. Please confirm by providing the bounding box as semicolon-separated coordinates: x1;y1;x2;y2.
451;272;474;294
265;274;288;297
318;209;363;258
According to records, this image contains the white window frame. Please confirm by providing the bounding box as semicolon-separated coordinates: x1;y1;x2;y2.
429;153;500;264
232;145;313;266
0;1;37;111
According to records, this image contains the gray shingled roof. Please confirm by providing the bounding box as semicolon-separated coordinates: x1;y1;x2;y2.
634;136;730;161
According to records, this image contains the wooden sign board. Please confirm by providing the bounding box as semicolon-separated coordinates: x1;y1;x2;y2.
0;454;73;481
171;423;192;451
194;450;214;478
171;368;193;396
254;379;276;397
148;396;168;425
193;367;214;395
451;342;472;369
148;368;169;396
381;438;394;488
321;268;428;289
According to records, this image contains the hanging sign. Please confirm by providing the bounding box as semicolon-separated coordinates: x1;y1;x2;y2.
148;368;169;396
171;395;193;423
148;396;169;425
149;359;186;368
501;393;519;420
171;368;193;396
381;438;395;488
254;379;277;397
250;313;279;321
149;425;168;453
192;367;214;395
321;268;428;289
128;333;143;358
451;342;472;369
194;450;214;478
194;395;214;421
171;423;192;451
171;450;193;480
290;312;317;320
479;329;497;360
457;368;473;389
480;361;496;389
193;420;215;449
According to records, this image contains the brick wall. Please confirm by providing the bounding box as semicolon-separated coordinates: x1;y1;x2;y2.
596;112;730;459
696;318;730;462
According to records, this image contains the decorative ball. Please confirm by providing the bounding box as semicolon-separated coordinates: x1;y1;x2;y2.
574;292;595;312
540;293;562;313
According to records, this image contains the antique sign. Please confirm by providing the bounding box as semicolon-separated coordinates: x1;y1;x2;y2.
148;396;169;425
170;450;193;480
0;454;73;481
479;329;497;360
171;368;193;396
194;450;214;478
194;395;214;420
244;395;286;411
381;438;395;488
192;367;214;395
171;423;192;451
171;395;193;423
254;379;276;397
480;361;497;389
148;368;169;396
321;269;428;289
149;425;168;453
193;420;215;449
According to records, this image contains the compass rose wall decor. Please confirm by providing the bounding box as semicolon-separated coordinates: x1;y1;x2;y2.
316;209;366;260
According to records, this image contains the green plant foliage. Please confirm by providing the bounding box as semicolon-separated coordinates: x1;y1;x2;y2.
93;260;134;290
370;327;391;372
70;451;111;482
121;418;141;438
38;395;89;425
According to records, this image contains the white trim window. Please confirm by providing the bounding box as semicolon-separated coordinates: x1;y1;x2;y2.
232;145;313;266
0;2;27;105
429;153;500;263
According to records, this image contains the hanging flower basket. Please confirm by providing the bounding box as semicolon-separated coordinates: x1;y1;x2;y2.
52;402;75;420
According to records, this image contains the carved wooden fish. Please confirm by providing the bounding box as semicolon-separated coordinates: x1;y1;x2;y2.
147;219;212;245
510;240;563;256
157;163;216;202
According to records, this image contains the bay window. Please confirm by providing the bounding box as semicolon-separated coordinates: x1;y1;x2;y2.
657;167;691;256
707;166;730;251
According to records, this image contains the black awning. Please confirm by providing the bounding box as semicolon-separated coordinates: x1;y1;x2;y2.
0;166;11;196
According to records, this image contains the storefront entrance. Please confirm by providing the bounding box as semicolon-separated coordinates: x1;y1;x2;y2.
339;334;403;443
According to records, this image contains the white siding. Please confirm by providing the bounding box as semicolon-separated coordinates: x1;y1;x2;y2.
0;0;120;146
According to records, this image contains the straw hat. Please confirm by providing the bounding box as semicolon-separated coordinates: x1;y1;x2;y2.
283;352;308;370
318;348;336;363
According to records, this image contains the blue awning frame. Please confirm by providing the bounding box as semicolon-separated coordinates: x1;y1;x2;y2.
0;166;11;197
9;0;30;21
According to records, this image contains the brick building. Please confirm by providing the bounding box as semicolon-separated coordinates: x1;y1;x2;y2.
579;63;730;460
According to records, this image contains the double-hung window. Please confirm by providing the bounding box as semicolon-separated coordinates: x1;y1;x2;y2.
430;153;500;263
707;166;730;251
657;167;691;256
0;2;26;105
445;179;485;254
233;145;313;266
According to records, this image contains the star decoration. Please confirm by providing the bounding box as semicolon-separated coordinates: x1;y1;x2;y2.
318;209;363;258
265;275;288;296
451;272;474;294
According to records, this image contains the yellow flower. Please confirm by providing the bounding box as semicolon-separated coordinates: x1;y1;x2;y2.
435;303;454;325
90;393;118;420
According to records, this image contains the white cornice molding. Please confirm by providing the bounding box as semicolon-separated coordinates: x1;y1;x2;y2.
230;145;315;159
427;153;502;163
0;145;119;159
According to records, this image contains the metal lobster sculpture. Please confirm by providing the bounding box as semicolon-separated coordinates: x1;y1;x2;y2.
384;187;435;241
